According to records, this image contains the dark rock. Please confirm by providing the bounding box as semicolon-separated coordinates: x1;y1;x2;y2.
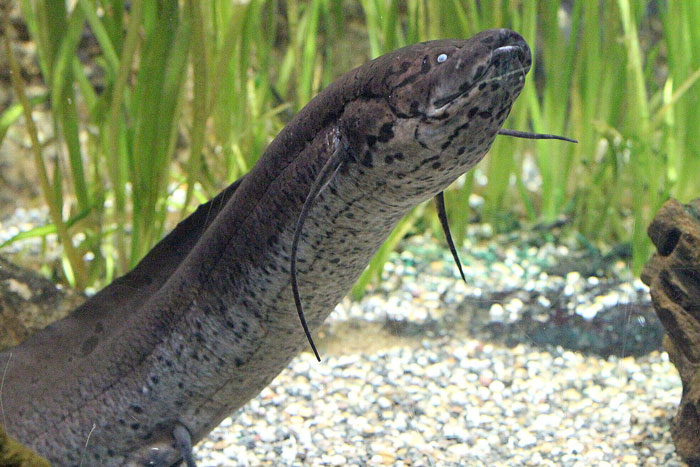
641;197;700;465
0;255;84;351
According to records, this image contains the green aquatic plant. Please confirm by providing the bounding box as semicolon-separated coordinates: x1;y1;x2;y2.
1;0;698;289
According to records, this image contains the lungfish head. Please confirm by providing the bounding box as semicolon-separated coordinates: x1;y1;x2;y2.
337;29;531;203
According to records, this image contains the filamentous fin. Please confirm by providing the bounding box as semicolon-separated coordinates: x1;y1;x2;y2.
435;191;467;283
173;425;197;467
498;128;577;143
291;142;346;362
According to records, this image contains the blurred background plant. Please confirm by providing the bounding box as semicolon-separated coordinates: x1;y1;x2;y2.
0;0;698;292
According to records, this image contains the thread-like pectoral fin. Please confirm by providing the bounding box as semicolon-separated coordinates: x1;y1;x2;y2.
173;424;197;467
291;138;348;362
435;191;467;283
497;128;577;143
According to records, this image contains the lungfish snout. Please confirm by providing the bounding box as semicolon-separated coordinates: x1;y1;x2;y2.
494;45;526;63
490;29;531;73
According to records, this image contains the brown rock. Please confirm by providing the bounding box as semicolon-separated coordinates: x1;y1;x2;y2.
0;255;84;351
0;257;84;460
641;197;700;465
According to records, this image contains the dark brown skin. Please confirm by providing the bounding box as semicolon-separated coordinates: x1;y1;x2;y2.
0;29;567;465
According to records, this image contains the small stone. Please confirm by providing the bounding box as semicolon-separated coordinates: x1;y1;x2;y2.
258;427;276;443
566;271;580;284
517;430;537;447
489;303;505;322
576;302;602;320
447;443;470;456
323;454;347;466
488;380;505;393
377;396;392;409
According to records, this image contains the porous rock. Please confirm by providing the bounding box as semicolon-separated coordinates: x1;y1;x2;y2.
0;255;84;351
0;254;77;463
641;197;700;466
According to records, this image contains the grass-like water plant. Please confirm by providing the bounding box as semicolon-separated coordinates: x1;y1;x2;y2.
1;0;698;290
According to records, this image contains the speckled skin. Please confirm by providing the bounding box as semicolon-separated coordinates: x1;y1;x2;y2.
0;29;530;465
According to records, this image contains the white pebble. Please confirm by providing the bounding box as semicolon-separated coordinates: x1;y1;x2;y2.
517;430;538;447
489;303;505;322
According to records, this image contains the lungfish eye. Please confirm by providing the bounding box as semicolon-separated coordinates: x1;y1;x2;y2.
437;53;448;63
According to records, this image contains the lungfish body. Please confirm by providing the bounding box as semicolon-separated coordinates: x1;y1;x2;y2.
2;29;534;465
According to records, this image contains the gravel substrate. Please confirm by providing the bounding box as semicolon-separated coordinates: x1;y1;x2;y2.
194;342;681;466
0;206;687;466
191;229;685;466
